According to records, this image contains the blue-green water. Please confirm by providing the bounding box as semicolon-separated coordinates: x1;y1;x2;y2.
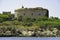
0;37;60;40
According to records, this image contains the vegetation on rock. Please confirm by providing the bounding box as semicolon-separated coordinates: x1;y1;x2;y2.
0;14;60;37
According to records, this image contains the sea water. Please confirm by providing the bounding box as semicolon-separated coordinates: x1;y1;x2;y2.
0;37;60;40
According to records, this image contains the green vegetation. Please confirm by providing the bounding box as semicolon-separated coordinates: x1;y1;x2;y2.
0;14;60;37
0;14;12;22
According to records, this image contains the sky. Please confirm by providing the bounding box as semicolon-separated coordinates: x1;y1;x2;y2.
0;0;60;18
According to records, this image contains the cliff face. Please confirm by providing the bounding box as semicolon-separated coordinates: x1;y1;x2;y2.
14;7;49;20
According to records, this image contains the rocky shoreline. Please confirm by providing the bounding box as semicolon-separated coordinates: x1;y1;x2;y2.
0;27;60;37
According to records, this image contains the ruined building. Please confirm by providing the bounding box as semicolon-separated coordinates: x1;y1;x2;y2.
14;6;49;20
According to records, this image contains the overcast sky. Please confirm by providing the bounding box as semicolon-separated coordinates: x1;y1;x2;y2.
0;0;60;18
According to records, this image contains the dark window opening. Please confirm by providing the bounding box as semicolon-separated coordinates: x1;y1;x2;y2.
39;13;41;15
24;13;25;15
31;13;33;16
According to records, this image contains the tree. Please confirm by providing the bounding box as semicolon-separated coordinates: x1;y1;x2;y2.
0;14;12;22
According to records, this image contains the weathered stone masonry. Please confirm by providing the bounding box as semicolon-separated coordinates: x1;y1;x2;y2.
15;7;49;20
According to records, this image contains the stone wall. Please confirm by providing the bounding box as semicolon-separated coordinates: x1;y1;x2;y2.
15;7;49;20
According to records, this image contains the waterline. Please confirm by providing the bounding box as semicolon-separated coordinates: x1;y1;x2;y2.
0;37;60;40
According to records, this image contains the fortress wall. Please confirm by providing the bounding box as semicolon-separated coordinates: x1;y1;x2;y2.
15;8;49;20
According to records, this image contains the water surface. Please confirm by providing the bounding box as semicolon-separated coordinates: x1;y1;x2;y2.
0;37;60;40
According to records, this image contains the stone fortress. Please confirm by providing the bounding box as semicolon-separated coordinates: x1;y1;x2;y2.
14;6;49;20
2;6;49;20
